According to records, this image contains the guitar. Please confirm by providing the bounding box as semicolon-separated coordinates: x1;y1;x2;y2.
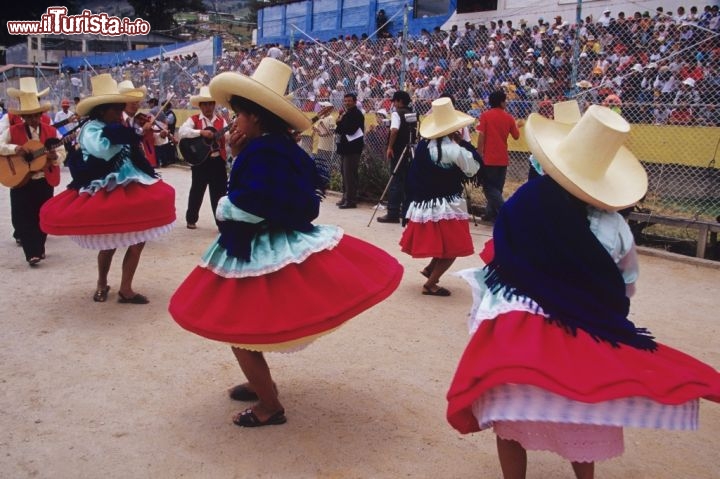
178;123;233;166
0;137;67;188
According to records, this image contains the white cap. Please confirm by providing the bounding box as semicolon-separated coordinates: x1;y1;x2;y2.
682;78;696;87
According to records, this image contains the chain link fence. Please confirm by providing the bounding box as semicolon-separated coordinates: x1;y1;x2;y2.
3;8;719;254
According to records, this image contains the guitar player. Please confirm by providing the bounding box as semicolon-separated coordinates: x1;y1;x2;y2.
0;91;65;266
177;86;229;230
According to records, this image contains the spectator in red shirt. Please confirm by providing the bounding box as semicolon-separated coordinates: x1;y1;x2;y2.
476;90;523;222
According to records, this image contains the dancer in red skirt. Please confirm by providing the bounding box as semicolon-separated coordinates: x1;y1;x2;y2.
40;74;176;304
446;105;720;478
168;58;403;427
399;97;481;296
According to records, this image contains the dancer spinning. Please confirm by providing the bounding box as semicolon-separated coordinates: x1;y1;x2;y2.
40;74;176;303
399;97;480;296
168;58;403;427
446;105;720;478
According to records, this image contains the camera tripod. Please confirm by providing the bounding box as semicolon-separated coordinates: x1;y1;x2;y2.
367;143;415;227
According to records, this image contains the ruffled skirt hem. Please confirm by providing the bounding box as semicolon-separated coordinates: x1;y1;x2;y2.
169;234;403;349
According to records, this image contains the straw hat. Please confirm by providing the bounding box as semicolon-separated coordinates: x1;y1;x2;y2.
7;77;50;98
419;97;474;139
208;58;311;132
576;80;593;89
117;79;147;98
524;105;647;210
75;74;148;116
189;86;214;107
553;100;582;124
9;91;51;115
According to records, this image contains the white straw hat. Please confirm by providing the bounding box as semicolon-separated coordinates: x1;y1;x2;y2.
209;58;311;132
419;97;474;139
117;79;147;98
7;77;50;98
75;74;147;116
189;86;214;107
9;91;51;115
553;100;581;124
524;105;647;210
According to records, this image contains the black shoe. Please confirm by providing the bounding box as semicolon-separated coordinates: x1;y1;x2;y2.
338;202;357;209
336;199;346;206
376;215;400;224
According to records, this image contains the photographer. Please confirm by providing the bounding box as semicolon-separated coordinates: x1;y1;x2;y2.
378;90;416;224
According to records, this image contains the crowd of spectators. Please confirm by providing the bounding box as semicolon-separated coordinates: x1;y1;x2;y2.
15;4;720;127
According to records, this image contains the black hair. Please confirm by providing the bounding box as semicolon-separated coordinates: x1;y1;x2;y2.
489;90;507;108
229;95;291;136
344;93;357;102
89;102;125;120
391;90;411;106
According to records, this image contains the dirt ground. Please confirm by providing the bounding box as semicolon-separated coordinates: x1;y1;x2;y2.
1;166;719;479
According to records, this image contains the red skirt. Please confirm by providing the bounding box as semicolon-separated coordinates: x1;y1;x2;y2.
447;310;720;434
40;181;176;235
169;235;403;348
400;219;474;258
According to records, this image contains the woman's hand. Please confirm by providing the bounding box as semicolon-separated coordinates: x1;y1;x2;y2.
228;124;250;157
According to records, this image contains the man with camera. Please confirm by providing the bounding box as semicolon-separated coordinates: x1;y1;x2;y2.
378;91;416;224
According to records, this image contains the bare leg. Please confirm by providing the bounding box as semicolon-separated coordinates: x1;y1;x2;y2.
497;436;527;479
118;242;145;298
571;461;594;479
231;347;283;420
423;257;455;292
422;258;438;279
97;249;116;290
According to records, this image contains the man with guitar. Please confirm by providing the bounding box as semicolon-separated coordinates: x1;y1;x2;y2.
177;86;229;230
0;91;65;266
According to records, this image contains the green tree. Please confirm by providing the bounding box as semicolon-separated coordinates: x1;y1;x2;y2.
127;0;207;32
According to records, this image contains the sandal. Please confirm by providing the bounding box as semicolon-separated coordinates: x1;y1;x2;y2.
93;286;110;302
232;408;287;428
118;292;149;304
422;286;451;297
420;268;431;279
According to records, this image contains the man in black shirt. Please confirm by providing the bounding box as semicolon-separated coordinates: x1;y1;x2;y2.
378;90;415;223
335;93;364;209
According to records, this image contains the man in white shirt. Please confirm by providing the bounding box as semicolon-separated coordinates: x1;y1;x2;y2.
0;92;65;265
177;86;229;229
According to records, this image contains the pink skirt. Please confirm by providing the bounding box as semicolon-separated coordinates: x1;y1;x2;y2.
169;235;403;351
40;181;176;236
400;218;474;258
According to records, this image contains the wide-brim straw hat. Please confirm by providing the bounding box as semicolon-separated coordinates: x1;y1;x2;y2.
118;79;147;98
523;104;647;211
76;74;148;116
189;86;214;107
9;91;51;115
208;58;311;132
553;100;581;124
7;77;50;98
419;97;474;139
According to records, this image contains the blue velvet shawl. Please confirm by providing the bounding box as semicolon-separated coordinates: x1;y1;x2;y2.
486;175;657;351
218;134;323;260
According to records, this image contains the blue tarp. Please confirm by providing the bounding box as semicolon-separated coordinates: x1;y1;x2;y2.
60;39;200;70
